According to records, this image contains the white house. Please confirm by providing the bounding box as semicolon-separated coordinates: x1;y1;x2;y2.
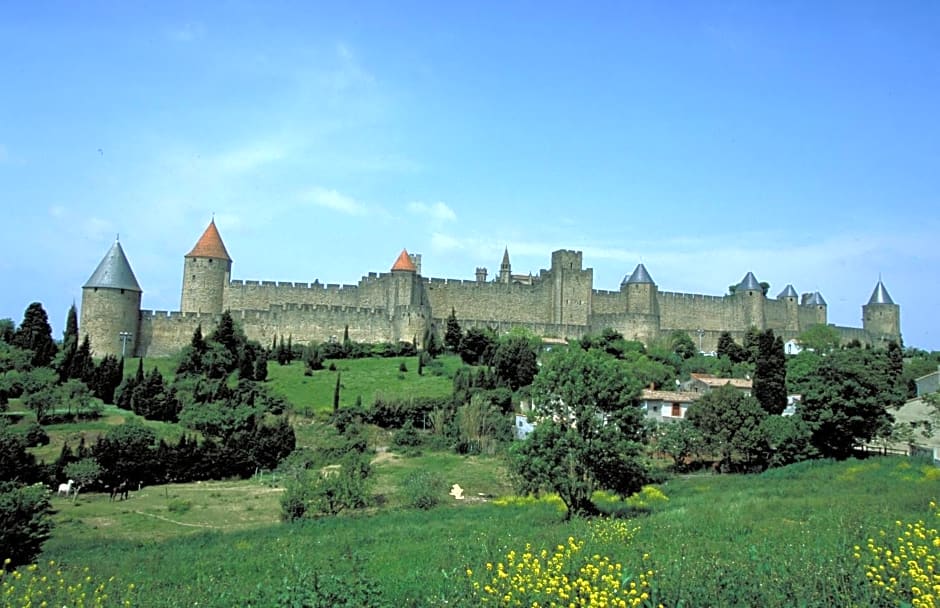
636;389;700;422
784;339;803;355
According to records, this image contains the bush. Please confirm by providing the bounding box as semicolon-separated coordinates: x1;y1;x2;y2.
23;423;49;448
0;482;53;568
401;471;445;510
280;474;314;522
391;420;423;449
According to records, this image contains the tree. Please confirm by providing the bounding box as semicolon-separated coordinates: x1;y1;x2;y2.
0;421;38;483
799;348;898;459
56;304;79;382
64;458;102;502
13;302;57;368
509;348;649;519
0;318;14;344
458;326;496;366
716;332;746;363
176;325;207;376
444;308;462;353
424;328;442;358
69;335;95;383
687;384;768;471
333;372;342;412
24;386;56;424
492;335;539;391
90;354;123;404
797;324;841;354
670;330;696;360
93;422;157;486
0;481;53;568
254;351;268;382
657;419;704;471
753;330;787;415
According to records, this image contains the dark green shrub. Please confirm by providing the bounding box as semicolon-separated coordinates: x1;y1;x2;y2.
401;470;445;510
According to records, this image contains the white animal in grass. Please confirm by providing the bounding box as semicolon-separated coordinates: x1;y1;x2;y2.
57;479;75;497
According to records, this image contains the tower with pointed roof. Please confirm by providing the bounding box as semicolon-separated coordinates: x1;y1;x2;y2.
621;263;659;317
80;238;143;358
863;279;901;344
735;271;765;329
181;219;232;315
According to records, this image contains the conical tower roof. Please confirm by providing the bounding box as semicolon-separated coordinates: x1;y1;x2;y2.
622;263;655;285
391;249;417;272
186;220;231;261
737;271;761;292
501;247;510;266
83;239;142;292
777;284;798;299
868;279;895;305
806;291;827;306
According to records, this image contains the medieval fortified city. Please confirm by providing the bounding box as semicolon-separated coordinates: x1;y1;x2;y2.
82;219;901;359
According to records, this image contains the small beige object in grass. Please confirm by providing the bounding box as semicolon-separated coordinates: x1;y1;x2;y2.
450;484;465;500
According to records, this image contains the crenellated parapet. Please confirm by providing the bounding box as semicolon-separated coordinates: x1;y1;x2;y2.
82;220;902;359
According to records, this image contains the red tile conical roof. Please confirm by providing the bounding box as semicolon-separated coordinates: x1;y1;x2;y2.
186;220;232;261
391;249;417;272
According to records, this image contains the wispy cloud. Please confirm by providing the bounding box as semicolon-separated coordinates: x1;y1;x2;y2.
167;22;206;43
408;201;456;223
305;187;368;215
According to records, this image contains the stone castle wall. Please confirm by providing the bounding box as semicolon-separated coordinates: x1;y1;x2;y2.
111;236;900;358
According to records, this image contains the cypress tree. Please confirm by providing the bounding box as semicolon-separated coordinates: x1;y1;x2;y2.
444;308;462;353
58;304;79;381
14;302;57;368
754;329;787;415
333;372;341;412
254;351;268;382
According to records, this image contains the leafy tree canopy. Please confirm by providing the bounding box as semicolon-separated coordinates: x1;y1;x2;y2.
510;348;649;518
798;324;842;354
13;302;57;368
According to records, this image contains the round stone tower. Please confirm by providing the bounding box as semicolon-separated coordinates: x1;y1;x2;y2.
80;238;142;358
180;220;232;314
736;271;765;329
863;279;901;344
621;263;659;316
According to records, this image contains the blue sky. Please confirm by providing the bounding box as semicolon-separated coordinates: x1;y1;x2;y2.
1;2;938;349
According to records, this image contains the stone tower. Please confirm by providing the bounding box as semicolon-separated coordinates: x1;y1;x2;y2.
863;279;900;344
180;219;232;314
388;249;429;343
621;263;659;316
803;291;828;325
499;248;511;284
736;271;765;329
80;238;142;358
777;284;800;332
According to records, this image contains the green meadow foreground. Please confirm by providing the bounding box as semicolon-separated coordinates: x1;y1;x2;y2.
16;456;937;607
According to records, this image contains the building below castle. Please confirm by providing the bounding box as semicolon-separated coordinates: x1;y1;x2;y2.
80;220;901;359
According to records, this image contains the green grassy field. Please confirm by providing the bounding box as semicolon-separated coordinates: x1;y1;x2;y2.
266;356;461;415
27;456;938;607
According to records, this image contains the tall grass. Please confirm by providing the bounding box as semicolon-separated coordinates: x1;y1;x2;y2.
32;456;937;607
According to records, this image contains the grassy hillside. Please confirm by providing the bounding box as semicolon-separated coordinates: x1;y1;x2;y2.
30;456;938;607
265;356;462;415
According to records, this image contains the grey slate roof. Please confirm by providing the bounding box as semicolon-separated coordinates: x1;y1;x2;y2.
738;271;761;292
805;291;827;307
778;284;798;299
622;263;655;286
83;240;142;292
868;280;895;305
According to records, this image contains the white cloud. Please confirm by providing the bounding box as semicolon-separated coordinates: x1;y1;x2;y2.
408;201;456;222
167;22;206;43
306;187;367;215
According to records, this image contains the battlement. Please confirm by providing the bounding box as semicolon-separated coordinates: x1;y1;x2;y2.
658;291;727;304
141;309;218;320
